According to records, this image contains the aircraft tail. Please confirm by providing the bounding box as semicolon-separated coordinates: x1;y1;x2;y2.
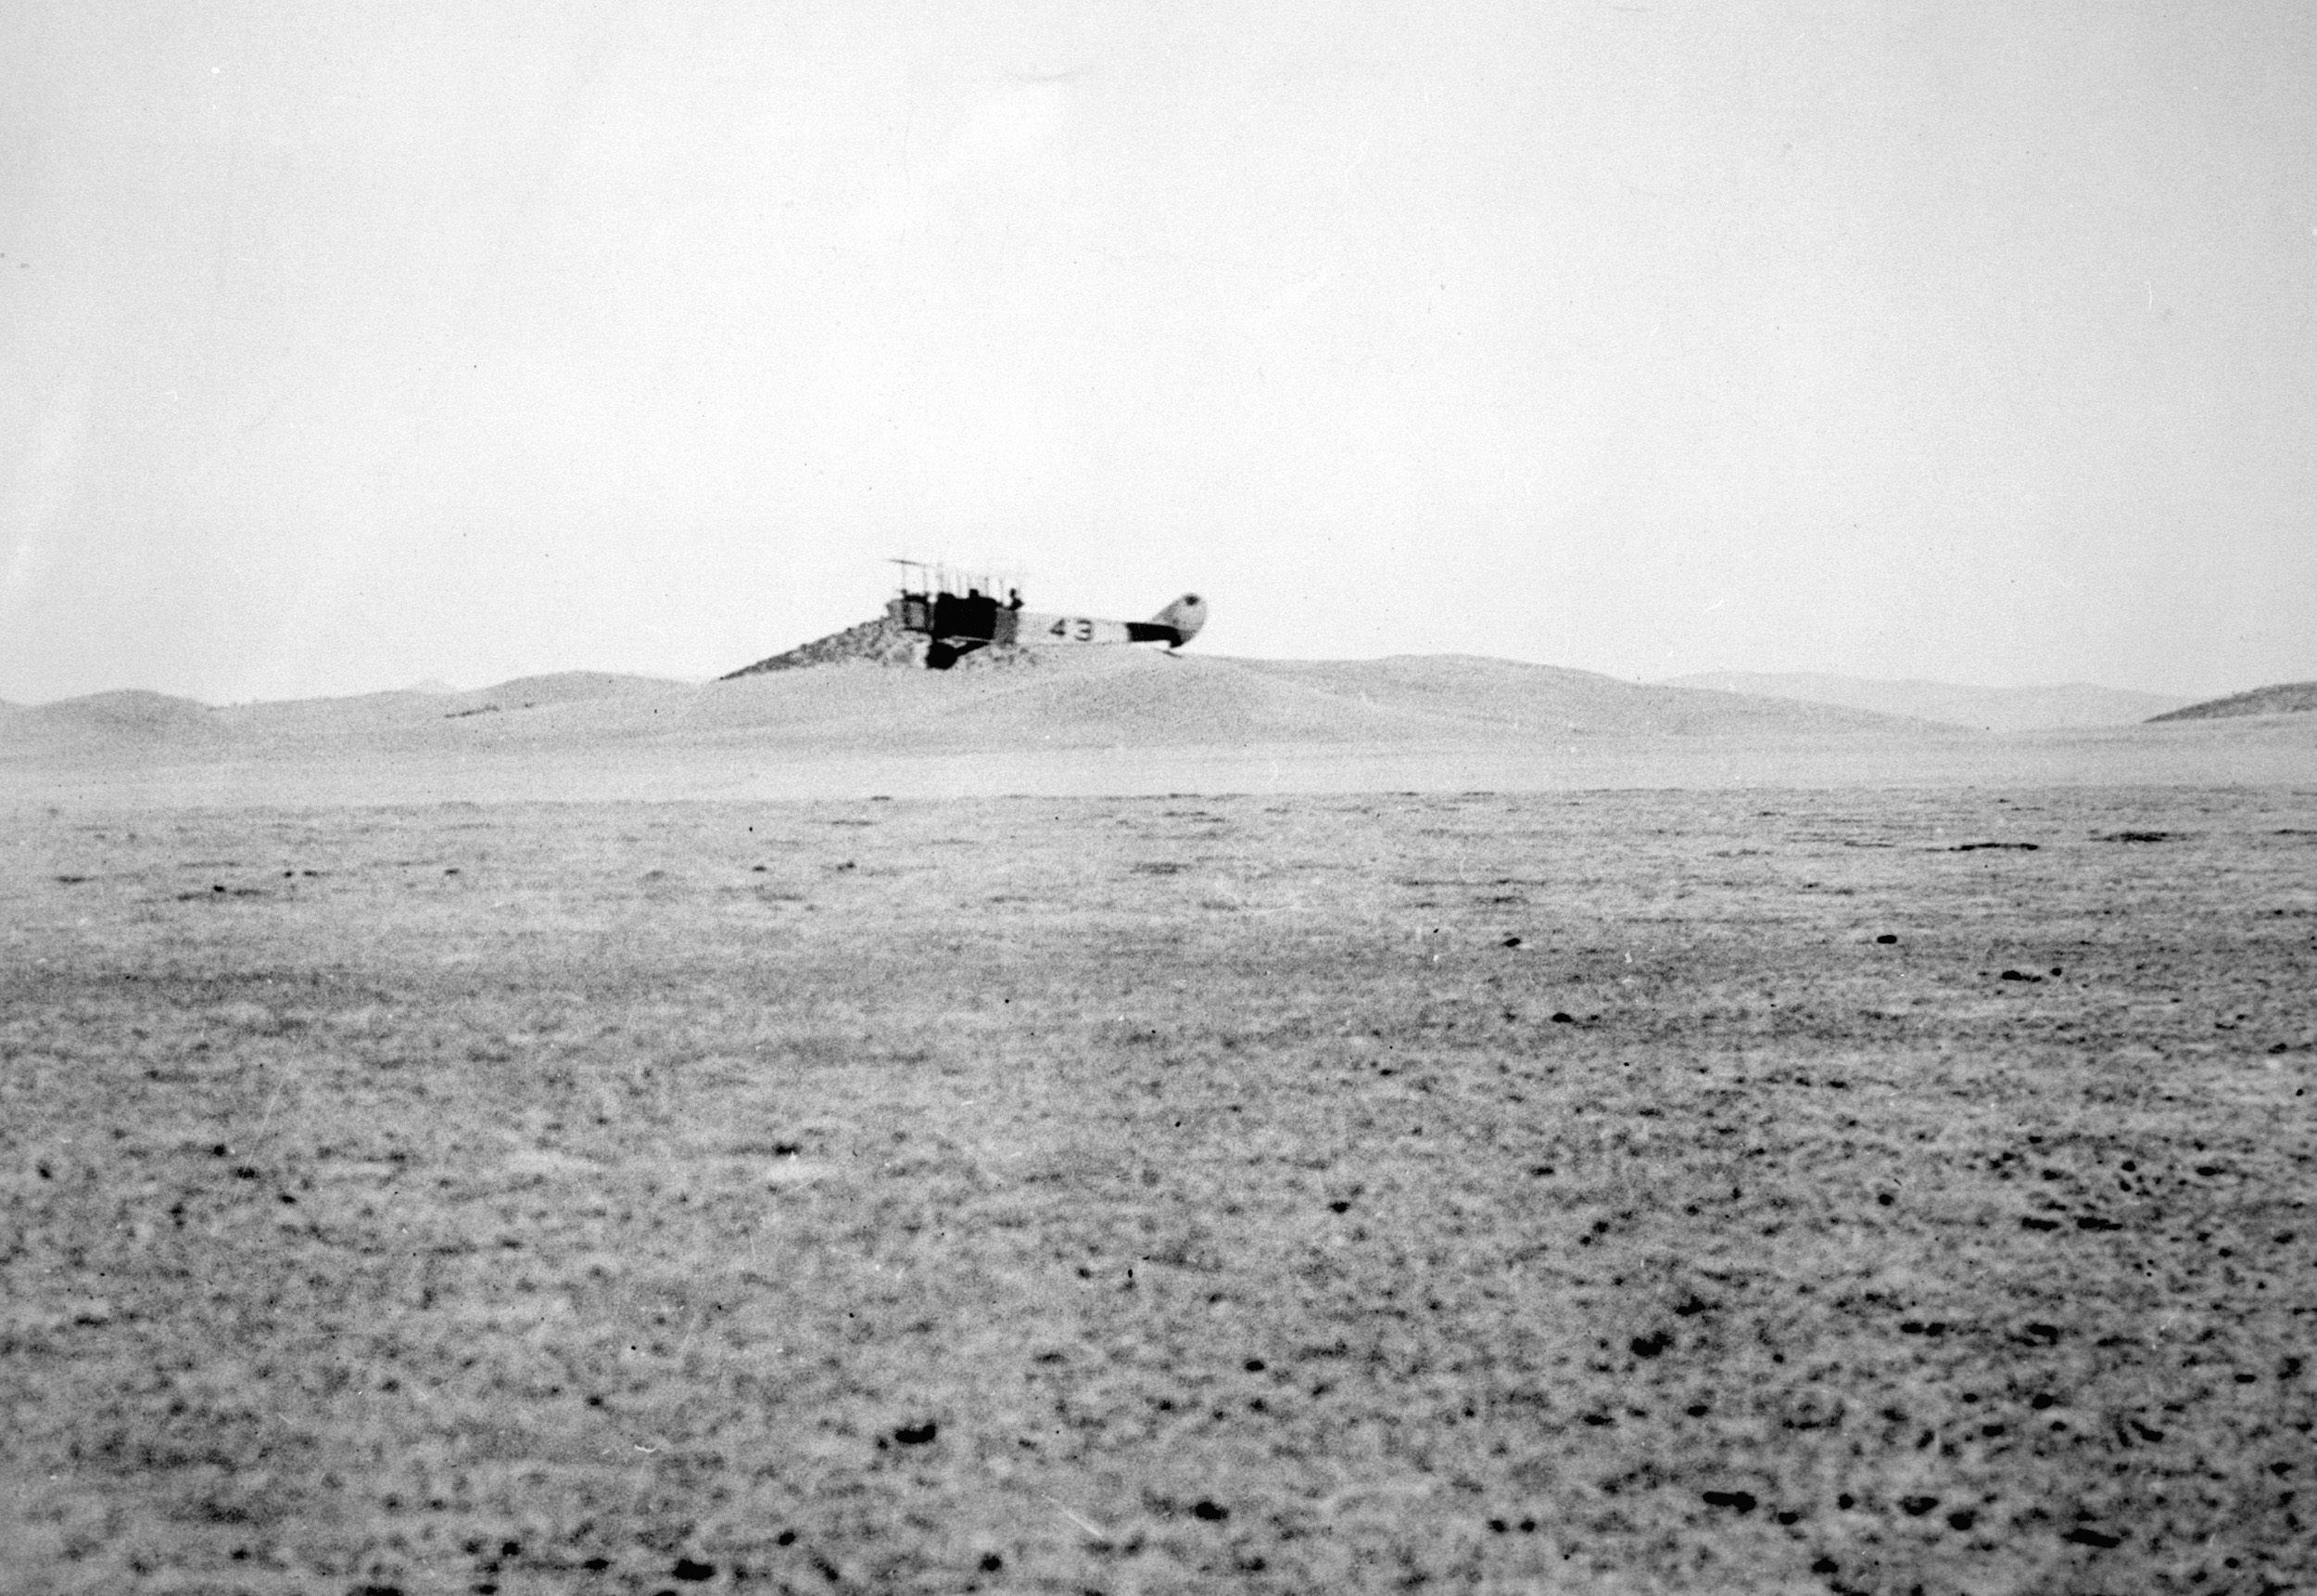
1136;592;1207;649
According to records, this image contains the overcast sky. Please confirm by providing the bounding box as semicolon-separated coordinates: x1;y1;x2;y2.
5;1;2312;703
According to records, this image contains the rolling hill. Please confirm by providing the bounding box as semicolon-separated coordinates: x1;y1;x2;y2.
1663;671;2189;731
7;649;2311;804
2147;680;2317;722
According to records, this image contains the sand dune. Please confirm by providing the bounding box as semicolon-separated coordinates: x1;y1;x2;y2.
2149;679;2317;722
652;650;1942;749
1259;655;1921;735
799;652;1514;749
1664;670;2190;730
12;689;229;753
443;669;692;708
6;652;2315;805
5;653;1927;759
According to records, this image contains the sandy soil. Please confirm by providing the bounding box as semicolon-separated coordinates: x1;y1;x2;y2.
5;787;2312;1593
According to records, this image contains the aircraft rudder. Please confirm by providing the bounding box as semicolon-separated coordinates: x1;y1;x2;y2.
1148;592;1208;647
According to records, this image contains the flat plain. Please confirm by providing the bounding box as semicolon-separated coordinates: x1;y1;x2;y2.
6;784;2314;1595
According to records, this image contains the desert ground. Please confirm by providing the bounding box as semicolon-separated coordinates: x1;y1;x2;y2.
6;775;2314;1596
6;655;2316;1592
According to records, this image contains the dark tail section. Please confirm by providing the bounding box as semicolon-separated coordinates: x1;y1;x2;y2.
1126;593;1208;649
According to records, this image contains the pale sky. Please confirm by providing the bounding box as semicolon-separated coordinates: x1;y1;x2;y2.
5;2;2313;703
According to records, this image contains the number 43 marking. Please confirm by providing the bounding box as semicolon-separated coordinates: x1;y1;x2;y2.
1049;616;1095;641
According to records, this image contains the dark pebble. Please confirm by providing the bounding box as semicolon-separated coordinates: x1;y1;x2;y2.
1702;1490;1756;1513
1875;932;1898;944
893;1422;938;1445
1192;1499;1229;1521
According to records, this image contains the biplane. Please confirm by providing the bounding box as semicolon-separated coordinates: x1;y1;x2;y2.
887;560;1207;669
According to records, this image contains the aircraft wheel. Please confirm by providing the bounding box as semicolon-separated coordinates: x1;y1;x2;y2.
924;642;958;670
